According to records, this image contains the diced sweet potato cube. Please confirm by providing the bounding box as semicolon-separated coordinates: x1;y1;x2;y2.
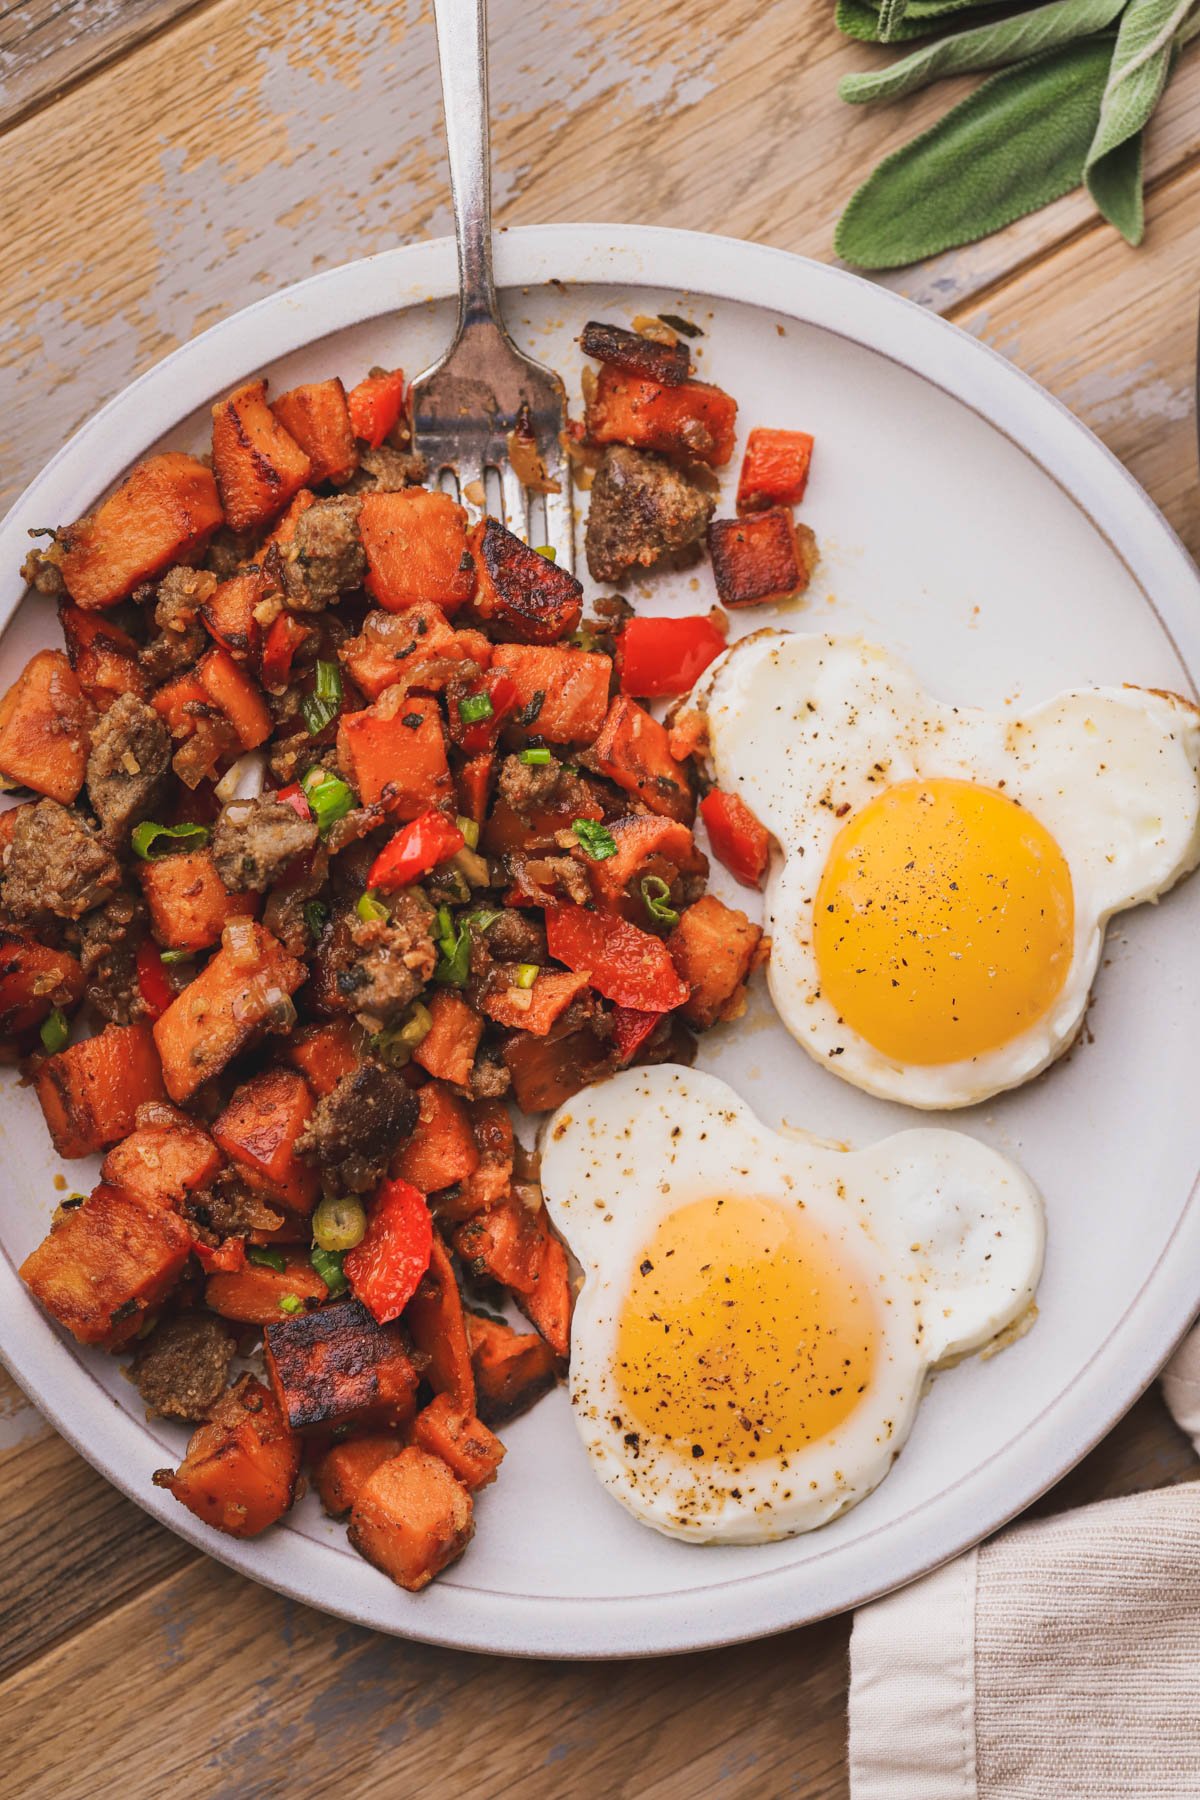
708;508;813;607
339;602;485;702
456;752;494;827
270;379;358;486
152;922;305;1103
359;488;476;614
101;1105;222;1210
200;567;273;662
260;487;317;550
502;1026;609;1115
668;894;765;1029
58;605;145;711
154;1374;300;1537
579;320;691;386
411;1392;505;1491
736;426;815;513
196;647;272;750
312;1431;403;1517
404;1235;475;1410
35;1021;166;1159
211;379;312;532
588;814;703;918
348;1447;474;1590
0;650;91;803
488;644;612;745
465;1100;514;1212
468;518;583;644
466;1312;559;1424
481;968;589;1036
412;990;482;1088
59;453;223;609
454;1196;572;1356
0;930;83;1045
139;848;258;953
213;1068;318;1213
585;365;738;467
592;695;694;823
205;1248;330;1324
394;1083;479;1193
284;1019;362;1096
20;1182;191;1348
337;688;451;815
263;1297;419;1433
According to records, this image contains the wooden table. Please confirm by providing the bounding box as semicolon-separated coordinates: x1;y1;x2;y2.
3;4;1199;1793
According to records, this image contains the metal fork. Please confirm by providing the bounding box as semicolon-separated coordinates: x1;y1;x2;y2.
412;0;575;570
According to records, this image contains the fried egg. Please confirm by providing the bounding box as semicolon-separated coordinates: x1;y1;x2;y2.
540;1065;1043;1543
691;631;1200;1108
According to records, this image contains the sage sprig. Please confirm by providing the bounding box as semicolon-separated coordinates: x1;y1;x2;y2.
834;0;1200;266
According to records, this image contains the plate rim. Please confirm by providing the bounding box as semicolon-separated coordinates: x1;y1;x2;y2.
3;222;1199;1660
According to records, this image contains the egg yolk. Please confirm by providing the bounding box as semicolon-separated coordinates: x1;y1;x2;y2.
813;779;1074;1065
615;1195;877;1469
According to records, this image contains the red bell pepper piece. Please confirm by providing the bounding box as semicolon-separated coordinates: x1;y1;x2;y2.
544;904;689;1012
344;1177;433;1323
273;782;313;821
610;1006;665;1064
699;788;770;888
136;939;174;1021
457;672;521;755
736;427;815;513
347;369;406;449
368;810;465;890
191;1235;248;1273
261;612;311;690
616;616;727;698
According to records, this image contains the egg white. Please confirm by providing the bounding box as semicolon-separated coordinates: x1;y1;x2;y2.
690;631;1200;1109
540;1066;1044;1544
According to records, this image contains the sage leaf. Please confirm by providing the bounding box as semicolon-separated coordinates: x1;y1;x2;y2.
876;0;912;40
839;0;1127;104
835;36;1112;269
1084;0;1197;242
836;0;1004;42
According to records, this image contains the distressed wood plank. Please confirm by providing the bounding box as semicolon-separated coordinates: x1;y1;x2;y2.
0;0;206;130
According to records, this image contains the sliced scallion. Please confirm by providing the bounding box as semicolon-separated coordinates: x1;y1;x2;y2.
572;817;618;861
519;747;552;766
131;820;210;861
641;874;680;928
458;692;494;726
513;963;539;990
39;1007;69;1054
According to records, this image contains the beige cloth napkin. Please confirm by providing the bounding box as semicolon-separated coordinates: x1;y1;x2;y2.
848;1329;1200;1798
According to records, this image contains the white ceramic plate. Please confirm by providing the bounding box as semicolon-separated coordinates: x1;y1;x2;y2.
3;226;1200;1660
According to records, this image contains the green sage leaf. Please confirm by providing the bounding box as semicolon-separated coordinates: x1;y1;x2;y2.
835;37;1113;270
839;0;1127;104
876;0;912;41
836;0;1004;40
1084;0;1197;243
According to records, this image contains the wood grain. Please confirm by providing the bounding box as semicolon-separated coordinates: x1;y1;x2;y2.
0;0;207;130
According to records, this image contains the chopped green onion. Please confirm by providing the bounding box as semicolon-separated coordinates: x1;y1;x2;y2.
435;904;454;943
534;544;557;562
641;875;679;928
303;900;329;939
39;1006;69;1054
572;818;618;861
247;1245;287;1272
278;1293;304;1315
315;659;342;703
357;888;390;924
513;963;539;990
458;692;494;726
433;906;501;986
373;1000;434;1066
159;948;195;965
455;814;480;850
131;820;210;861
312;1195;368;1252
301;766;353;833
519;747;552;766
301;660;344;735
310;1245;348;1295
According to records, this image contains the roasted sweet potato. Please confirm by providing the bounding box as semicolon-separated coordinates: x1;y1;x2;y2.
347;368;407;449
337;688;451;815
200;567;274;662
502;1025;610;1114
211;380;313;532
339;602;488;702
456;752;494;828
213;1068;318;1214
411;1393;505;1491
284;1018;362;1096
261;487;317;550
592;695;694;823
466;1311;559;1424
271;379;358;486
412;990;483;1089
152;921;305;1103
101;1103;222;1210
263;1297;419;1432
454;1196;571;1356
708;508;813;607
196;647;272;749
139;848;258;953
481;968;589;1036
0;930;83;1045
0;649;91;803
394;1082;479;1193
488;644;612;745
587;814;702;917
20;1181;192;1348
580;320;691;386
359;488;475;614
35;1021;166;1158
466;1101;514;1212
736;426;814;513
468;518;583;644
668;894;765;1029
58;605;145;711
404;1235;475;1410
59;453;223;608
585;365;738;467
312;1431;403;1517
348;1447;474;1591
154;1374;301;1537
205;1247;330;1324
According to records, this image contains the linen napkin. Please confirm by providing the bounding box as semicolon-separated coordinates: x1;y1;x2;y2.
848;1328;1200;1798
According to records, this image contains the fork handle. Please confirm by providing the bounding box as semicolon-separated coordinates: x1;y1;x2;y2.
431;0;502;338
